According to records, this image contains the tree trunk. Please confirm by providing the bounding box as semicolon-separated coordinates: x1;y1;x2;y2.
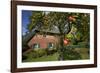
58;35;65;60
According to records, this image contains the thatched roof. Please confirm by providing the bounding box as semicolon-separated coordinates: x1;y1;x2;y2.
23;25;60;44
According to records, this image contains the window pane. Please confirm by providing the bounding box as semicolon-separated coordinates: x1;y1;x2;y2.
48;43;54;48
33;43;40;48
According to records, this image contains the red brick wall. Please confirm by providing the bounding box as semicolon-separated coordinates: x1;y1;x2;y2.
28;34;59;49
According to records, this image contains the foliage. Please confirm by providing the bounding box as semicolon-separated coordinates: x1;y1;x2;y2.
23;52;59;62
62;48;82;60
27;11;90;44
22;42;30;52
65;33;74;40
22;47;89;62
74;48;90;59
46;48;57;55
27;11;44;31
75;31;83;41
35;49;47;57
23;49;47;59
22;54;27;61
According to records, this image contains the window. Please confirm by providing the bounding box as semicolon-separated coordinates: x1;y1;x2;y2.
32;43;40;49
48;43;54;48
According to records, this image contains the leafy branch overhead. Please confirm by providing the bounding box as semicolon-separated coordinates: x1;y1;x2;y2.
27;11;90;42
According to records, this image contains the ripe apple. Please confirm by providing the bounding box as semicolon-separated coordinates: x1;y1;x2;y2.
68;16;76;21
64;39;69;45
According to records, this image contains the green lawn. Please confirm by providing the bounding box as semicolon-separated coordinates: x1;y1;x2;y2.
74;48;89;59
23;52;59;62
22;47;89;62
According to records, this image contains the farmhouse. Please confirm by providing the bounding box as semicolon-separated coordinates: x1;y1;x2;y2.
28;34;60;49
23;25;61;50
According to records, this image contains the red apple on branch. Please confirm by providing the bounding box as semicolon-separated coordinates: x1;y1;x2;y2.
68;16;76;21
63;39;69;45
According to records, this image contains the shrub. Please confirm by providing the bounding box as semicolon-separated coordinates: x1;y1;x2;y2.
23;49;39;59
35;49;47;57
22;54;27;60
23;48;57;60
46;48;57;55
71;39;78;45
62;48;81;60
22;44;30;52
27;49;47;58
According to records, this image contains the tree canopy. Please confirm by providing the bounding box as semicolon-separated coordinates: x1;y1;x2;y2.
27;11;90;43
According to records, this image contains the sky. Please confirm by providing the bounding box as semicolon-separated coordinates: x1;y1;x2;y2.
22;10;49;35
22;10;32;35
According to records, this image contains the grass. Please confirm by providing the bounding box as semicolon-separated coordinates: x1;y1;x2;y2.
22;47;89;62
74;48;89;59
23;52;59;62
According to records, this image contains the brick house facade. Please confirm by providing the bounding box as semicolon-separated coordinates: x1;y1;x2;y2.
28;34;60;49
23;25;61;50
